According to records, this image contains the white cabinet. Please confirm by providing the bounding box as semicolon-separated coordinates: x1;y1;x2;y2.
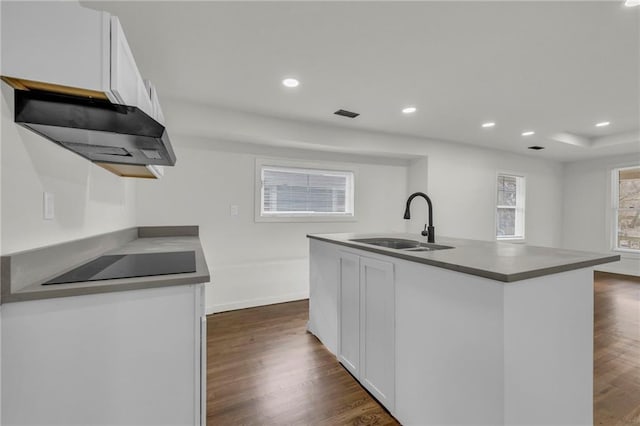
308;240;396;413
145;80;167;125
338;252;396;412
359;257;395;409
338;252;360;376
1;2;153;117
0;2;109;95
1;284;206;426
110;17;153;116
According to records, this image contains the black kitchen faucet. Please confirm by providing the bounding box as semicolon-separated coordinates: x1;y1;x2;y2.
403;192;435;243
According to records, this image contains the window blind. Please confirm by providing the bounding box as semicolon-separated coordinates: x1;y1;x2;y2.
261;166;354;215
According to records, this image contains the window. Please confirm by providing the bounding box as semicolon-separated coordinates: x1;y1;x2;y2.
257;162;355;221
496;173;525;240
613;166;640;252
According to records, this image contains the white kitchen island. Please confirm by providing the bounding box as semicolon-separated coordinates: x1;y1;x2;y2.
308;233;619;426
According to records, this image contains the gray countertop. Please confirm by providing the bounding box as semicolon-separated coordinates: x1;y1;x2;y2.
308;232;620;282
1;226;210;303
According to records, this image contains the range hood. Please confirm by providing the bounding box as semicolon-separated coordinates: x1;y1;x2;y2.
14;90;176;178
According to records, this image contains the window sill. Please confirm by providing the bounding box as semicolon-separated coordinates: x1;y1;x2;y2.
497;237;526;244
255;215;357;223
612;248;640;257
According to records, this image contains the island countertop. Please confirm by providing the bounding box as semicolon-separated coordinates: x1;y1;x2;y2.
307;232;620;282
1;226;210;303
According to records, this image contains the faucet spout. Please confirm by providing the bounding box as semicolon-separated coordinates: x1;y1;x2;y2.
404;192;435;242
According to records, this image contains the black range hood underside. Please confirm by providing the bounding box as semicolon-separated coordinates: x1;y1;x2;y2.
14;90;176;167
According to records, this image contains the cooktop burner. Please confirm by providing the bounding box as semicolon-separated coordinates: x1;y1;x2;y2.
43;251;196;285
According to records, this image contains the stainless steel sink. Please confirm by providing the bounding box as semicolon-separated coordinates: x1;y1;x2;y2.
350;238;454;252
402;245;454;252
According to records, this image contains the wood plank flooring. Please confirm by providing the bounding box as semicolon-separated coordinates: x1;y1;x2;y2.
594;272;640;426
207;272;640;425
207;300;399;425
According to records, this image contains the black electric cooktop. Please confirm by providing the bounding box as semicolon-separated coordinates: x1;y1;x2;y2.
43;251;196;285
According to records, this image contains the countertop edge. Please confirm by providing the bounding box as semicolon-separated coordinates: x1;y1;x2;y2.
1;226;210;304
307;234;620;283
1;272;211;304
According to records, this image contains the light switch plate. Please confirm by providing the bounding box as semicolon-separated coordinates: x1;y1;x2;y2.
230;205;239;217
43;192;55;220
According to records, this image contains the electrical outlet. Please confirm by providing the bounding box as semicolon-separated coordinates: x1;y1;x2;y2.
230;205;239;217
43;192;55;220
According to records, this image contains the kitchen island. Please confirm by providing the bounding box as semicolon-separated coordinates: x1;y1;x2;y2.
1;226;209;426
308;233;619;426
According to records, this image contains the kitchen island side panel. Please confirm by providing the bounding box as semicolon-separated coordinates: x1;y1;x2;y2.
308;239;340;355
503;268;594;426
394;258;505;425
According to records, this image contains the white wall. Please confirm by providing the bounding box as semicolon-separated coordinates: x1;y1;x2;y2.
421;142;563;247
563;154;640;276
405;147;564;246
406;157;430;236
135;99;566;313
0;80;569;314
0;83;569;314
164;99;565;246
135;136;409;313
0;84;136;254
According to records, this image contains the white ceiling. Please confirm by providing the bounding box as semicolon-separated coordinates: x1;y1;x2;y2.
87;1;640;162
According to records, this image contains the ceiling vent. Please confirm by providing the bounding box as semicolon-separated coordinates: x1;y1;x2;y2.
528;146;545;150
334;109;360;118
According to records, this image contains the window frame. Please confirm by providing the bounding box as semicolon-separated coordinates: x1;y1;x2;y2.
611;165;640;254
495;172;526;242
254;158;357;223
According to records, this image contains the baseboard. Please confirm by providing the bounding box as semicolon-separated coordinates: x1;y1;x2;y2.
595;263;640;277
595;270;640;282
593;254;639;277
206;291;309;314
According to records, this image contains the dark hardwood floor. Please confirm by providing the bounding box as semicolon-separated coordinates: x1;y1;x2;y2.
207;272;640;425
207;300;399;425
594;272;640;426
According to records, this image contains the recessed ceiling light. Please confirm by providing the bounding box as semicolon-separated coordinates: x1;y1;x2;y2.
282;78;299;88
521;131;535;136
625;0;640;7
482;122;496;128
402;106;417;114
528;146;545;150
595;121;610;127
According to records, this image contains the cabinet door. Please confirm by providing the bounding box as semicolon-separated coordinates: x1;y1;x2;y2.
1;285;201;425
360;257;395;411
197;284;207;426
338;252;360;377
144;80;167;125
110;17;153;116
1;2;110;93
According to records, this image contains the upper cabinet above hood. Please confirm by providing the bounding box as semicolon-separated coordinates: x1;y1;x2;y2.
1;1;175;179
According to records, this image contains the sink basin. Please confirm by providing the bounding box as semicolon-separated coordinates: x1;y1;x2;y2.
402;245;454;252
350;238;454;252
351;238;421;249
